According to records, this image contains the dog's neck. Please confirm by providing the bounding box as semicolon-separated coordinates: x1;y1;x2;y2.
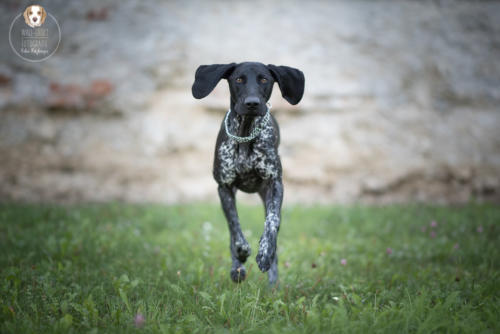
227;104;263;156
228;103;262;139
237;115;256;138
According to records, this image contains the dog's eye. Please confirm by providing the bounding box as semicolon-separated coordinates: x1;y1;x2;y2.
29;11;32;15
38;11;41;15
235;77;243;83
260;78;268;84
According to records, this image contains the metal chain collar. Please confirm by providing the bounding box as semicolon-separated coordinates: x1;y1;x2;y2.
224;102;272;143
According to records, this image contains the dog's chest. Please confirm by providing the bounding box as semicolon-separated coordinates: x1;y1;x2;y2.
217;138;278;186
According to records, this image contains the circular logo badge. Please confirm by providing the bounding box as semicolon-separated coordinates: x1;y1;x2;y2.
9;5;61;62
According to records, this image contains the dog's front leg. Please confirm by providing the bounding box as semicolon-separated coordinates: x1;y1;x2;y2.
218;185;251;282
257;178;283;285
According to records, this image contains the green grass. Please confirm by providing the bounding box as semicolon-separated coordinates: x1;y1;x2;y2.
0;202;499;333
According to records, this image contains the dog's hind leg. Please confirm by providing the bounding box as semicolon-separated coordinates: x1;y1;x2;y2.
218;185;251;282
257;178;283;285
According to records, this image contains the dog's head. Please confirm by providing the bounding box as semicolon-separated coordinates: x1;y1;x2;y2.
192;62;304;116
23;5;47;28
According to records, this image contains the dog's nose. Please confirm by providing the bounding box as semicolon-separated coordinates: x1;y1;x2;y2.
244;97;260;108
33;17;38;22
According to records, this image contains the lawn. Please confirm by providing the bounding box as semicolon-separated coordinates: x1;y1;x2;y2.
0;203;499;333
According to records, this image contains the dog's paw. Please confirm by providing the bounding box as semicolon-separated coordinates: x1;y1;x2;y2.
256;237;276;272
234;239;251;262
230;264;247;283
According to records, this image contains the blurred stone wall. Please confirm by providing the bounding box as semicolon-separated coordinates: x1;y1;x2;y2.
1;0;499;204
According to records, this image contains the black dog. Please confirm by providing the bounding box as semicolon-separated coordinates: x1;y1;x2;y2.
192;62;304;285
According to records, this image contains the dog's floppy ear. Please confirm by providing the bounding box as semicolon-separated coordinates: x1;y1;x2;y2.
267;64;305;105
192;63;236;99
23;6;30;25
41;6;47;24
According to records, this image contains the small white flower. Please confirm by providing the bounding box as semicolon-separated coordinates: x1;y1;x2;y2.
202;221;213;232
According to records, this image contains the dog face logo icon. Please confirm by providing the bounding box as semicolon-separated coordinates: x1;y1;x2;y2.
23;5;47;28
